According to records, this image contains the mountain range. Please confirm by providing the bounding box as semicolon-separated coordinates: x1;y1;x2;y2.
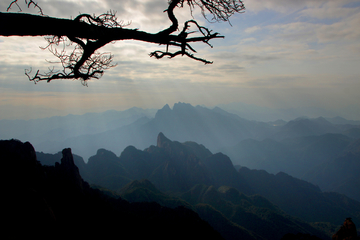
0;107;156;159
17;102;359;161
217;102;360;122
3;99;360;239
36;132;360;239
4;102;360;203
2;139;223;239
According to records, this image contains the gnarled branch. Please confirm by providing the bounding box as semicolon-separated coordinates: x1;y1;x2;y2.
4;0;245;84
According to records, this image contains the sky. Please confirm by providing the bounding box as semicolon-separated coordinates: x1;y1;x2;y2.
1;0;360;120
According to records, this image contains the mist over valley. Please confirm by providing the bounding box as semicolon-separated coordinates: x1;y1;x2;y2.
2;102;360;239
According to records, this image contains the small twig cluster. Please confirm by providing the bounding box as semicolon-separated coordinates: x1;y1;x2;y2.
27;36;116;86
185;0;245;23
74;10;130;29
150;19;223;64
25;12;123;84
7;0;44;15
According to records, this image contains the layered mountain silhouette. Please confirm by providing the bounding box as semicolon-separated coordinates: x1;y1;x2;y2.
221;133;360;202
31;103;358;162
2;139;222;239
4;103;359;172
76;132;249;193
0;107;156;159
24;103;360;204
217;102;360;122
221;133;353;176
4;102;360;239
37;133;360;231
28;103;276;160
302;138;360;201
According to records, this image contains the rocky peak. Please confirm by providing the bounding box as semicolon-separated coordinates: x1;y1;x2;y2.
56;148;84;191
332;218;357;240
155;104;171;119
173;102;194;111
2;139;37;166
1;139;39;189
157;132;172;149
61;148;76;167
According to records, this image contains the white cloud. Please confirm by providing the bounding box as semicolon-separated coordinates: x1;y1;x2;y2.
244;26;261;34
299;6;359;19
244;0;358;13
2;0;360;119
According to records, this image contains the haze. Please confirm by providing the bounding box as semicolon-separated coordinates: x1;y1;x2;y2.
1;0;359;121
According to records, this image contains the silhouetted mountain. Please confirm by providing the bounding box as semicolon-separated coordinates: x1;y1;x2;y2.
36;115;154;161
33;103;279;161
238;167;360;224
302;139;360;201
342;128;360;139
12;103;360;164
331;218;359;240
272;117;341;140
217;102;359;122
325;116;360;126
182;185;329;240
221;133;356;179
0;107;156;160
119;179;192;209
148;102;272;151
120;180;261;240
36;133;360;228
36;151;87;174
143;132;220;192
220;131;360;202
119;179;328;240
86;148;132;189
219;138;294;175
81;132;250;193
1;139;223;239
0;107;156;142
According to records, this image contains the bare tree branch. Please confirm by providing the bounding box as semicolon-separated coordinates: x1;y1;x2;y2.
7;0;44;15
185;0;245;24
3;0;245;84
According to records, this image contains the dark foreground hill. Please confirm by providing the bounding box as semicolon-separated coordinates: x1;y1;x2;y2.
1;139;223;239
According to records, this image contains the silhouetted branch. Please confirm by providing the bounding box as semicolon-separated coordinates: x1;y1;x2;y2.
29;36;116;85
150;19;223;63
4;0;245;84
150;51;213;64
7;0;44;15
185;0;245;23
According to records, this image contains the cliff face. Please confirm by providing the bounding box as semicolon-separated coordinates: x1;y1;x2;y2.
1;139;223;240
55;148;86;192
2;139;57;238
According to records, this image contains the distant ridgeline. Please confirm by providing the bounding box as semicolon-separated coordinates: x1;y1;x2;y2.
32;133;360;240
2;103;360;204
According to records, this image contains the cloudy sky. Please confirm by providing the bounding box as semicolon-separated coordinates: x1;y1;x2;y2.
1;0;360;120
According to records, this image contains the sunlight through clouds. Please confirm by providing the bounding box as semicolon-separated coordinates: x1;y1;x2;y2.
1;0;360;119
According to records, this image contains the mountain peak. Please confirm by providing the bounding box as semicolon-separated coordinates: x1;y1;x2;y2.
157;132;172;148
155;104;171;119
173;102;194;111
162;104;171;111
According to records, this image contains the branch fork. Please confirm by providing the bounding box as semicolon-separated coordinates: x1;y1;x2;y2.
6;0;245;84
